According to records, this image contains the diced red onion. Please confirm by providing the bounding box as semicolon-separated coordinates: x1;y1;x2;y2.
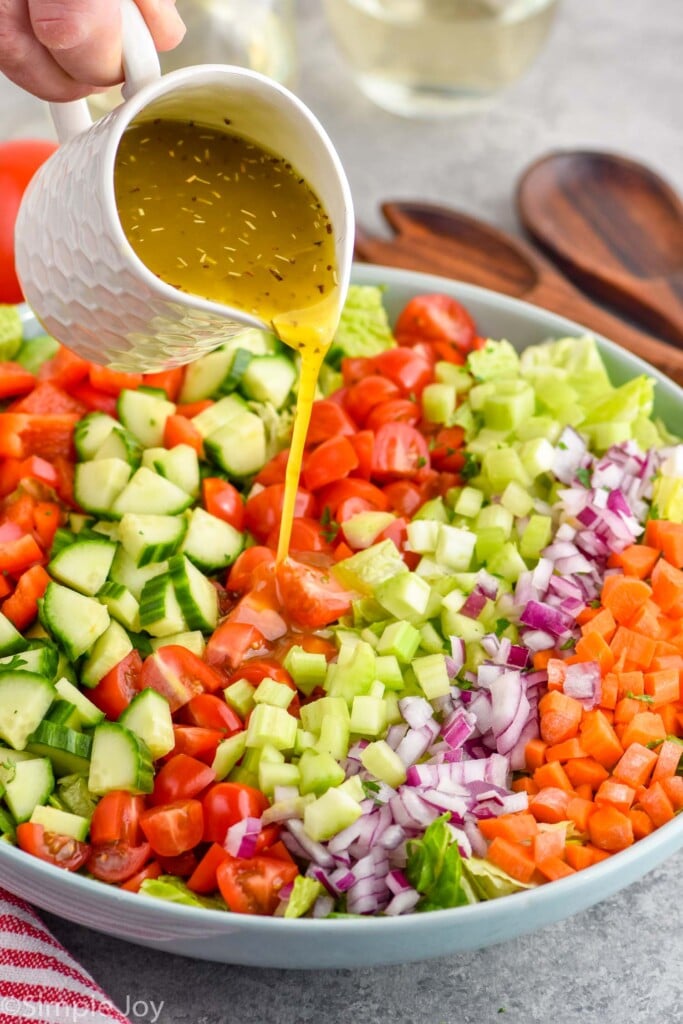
449;637;466;670
380;824;407;851
563;660;602;709
464;819;488;857
285;819;336;868
384;889;421;916
312;895;335;918
224;816;262;858
399;696;434;730
442;707;477;749
386;868;411;895
461;588;488;619
385;723;409;750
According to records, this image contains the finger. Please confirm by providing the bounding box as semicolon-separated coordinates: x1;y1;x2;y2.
0;0;94;101
133;0;187;53
28;0;185;88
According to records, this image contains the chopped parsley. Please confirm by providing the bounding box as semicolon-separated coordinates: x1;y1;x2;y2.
576;467;591;487
461;452;480;480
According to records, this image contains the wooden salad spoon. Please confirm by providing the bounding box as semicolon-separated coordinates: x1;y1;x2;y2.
355;200;683;386
517;150;683;349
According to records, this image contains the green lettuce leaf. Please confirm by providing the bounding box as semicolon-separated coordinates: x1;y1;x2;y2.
284;876;324;918
462;857;537;901
56;774;98;820
328;285;395;363
405;814;470;912
140;876;227;911
468;340;519;381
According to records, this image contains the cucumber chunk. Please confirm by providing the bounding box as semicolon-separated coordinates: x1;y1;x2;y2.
119;688;174;760
49;538;117;596
0;672;56;750
0;641;58;681
119;513;187;567
108;548;168;602
27;720;92;777
88;722;154;795
142;445;200;499
80;620;133;688
54;678;105;729
41;582;110;661
97;580;141;631
0;612;27;656
117;388;175;448
167;554;218;632
241;354;297;409
74;412;118;461
73;458;132;517
204;409;267;478
139;573;188;637
111;467;193;517
180;507;244;572
3;757;54;822
30;804;89;841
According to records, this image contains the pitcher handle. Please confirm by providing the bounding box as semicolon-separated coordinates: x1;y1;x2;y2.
49;0;161;143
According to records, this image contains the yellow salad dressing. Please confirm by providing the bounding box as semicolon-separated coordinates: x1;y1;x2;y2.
114;119;341;561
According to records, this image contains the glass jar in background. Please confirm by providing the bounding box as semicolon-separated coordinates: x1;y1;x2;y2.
322;0;559;118
89;0;297;118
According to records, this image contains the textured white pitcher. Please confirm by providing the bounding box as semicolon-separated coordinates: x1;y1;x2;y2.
14;0;354;371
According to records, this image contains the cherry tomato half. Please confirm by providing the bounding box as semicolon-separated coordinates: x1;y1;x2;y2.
202;782;270;844
216;854;299;915
16;823;90;872
0;140;58;303
139;800;205;857
88;842;151;883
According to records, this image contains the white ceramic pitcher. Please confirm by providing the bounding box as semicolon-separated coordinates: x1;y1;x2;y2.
14;0;354;372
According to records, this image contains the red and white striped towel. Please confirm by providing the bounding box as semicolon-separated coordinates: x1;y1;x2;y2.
0;888;131;1024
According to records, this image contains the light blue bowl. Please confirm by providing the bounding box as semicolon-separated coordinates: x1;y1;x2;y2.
1;264;681;968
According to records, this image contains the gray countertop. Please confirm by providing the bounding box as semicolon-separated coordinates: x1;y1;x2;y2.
2;1;683;1021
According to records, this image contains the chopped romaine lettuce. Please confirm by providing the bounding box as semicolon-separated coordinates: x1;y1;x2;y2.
284;876;324;918
328;285;395;363
463;857;537;900
405;814;470;912
140;876;227;911
468;340;519;381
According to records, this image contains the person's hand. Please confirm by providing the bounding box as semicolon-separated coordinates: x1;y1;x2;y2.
0;0;186;101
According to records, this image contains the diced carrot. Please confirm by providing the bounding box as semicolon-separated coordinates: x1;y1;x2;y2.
524;738;548;771
661;775;683;811
584;844;612;864
1;564;50;630
536;856;576;881
611;543;660;580
611;742;658;789
644;519;668;549
652;522;683;568
628;808;655;840
532;649;554;671
566;796;595;832
529;786;571;824
478;812;538;843
576;605;600;626
638;781;675;827
594;779;636;814
574;631;615;673
574;783;595;801
580;606;617;642
620;711;667;749
533;762;574;794
545;658;567;691
579;710;624;769
613;696;644;725
644;668;680;708
651;558;683;617
602;576;652;625
587;805;634;851
564;757;610;790
511;777;539;796
565;844;596;871
626;601;664;639
538;690;583;745
600;672;619;710
651;739;683;781
544;738;586;763
486;837;537;883
532;827;566;863
615;670;645;699
660;703;682;736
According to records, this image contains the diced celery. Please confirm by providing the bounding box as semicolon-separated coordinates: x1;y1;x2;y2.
253;678;296;710
369;680;385;700
422;383;456;424
223;679;256;718
333;540;407;594
467;427;511;457
227;766;259;787
406;520;439;553
419;622;445;654
349;695;386;737
375;572;431;623
284;646;328;697
434;363;473;392
300;696;349;735
212;733;247;781
376;620;421;663
259;761;300;796
482;447;532;492
515;416;562;444
475;527;506;565
483;380;535;431
342;511;396;550
374;654;404;691
384;693;403;725
294;728;317;755
412;653;450;699
299;750;345;796
468;339;519;381
476;504;514;536
244;704;297;750
487;542;528;582
519;437;555;479
441;610;486;644
304;787;362;842
415;556;448;579
454;486;484;518
361;740;407;788
500;481;534;518
440;589;467;615
585;421;632;451
468;381;497;411
315;714;350;760
359;627;381;649
435;524;476;571
337;775;365;803
519;515;553;560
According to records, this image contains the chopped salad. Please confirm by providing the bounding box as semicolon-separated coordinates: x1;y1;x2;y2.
0;287;681;918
